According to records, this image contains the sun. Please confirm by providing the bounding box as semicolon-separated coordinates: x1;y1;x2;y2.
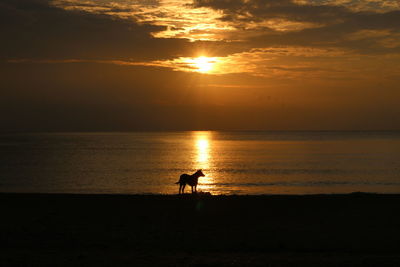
178;56;218;73
192;56;216;73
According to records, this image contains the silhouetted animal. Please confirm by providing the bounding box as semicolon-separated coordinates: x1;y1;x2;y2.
175;170;205;194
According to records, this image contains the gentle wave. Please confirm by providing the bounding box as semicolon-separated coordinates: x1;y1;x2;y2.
1;131;400;194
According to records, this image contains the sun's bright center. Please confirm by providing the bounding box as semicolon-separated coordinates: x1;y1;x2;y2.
192;56;216;73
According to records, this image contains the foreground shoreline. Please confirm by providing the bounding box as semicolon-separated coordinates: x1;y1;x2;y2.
1;190;398;196
2;192;400;266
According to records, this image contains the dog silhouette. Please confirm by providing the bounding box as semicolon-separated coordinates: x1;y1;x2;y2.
175;170;205;194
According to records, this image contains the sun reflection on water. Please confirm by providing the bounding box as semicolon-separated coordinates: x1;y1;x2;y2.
196;138;209;164
192;131;216;191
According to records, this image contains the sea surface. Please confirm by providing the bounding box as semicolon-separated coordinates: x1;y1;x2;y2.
1;131;400;195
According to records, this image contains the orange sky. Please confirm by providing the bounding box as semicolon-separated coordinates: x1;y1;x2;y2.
1;0;399;131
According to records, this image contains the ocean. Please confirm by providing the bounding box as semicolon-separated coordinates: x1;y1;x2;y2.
1;131;400;195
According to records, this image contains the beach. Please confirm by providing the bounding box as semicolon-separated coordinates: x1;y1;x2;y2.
1;192;400;266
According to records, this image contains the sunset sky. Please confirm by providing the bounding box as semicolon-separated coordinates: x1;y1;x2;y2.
1;0;400;131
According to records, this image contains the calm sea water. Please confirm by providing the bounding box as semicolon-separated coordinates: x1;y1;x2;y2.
1;131;400;195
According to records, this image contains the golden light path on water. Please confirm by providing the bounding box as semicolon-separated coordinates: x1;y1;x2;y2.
192;131;216;192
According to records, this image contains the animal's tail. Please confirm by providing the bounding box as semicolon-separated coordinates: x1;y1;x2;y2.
175;181;180;184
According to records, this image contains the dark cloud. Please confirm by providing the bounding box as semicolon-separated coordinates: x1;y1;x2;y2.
4;0;398;62
193;0;400;53
193;0;400;26
0;0;244;61
194;0;350;24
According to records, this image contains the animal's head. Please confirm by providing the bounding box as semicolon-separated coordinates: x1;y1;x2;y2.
196;169;205;177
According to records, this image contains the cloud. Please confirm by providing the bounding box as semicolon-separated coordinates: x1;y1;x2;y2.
3;0;399;82
193;0;400;53
0;0;245;62
295;0;400;12
52;0;236;41
3;0;399;66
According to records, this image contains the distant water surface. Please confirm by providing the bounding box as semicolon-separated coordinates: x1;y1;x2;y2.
1;131;400;195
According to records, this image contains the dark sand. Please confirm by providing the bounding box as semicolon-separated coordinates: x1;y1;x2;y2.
1;192;400;266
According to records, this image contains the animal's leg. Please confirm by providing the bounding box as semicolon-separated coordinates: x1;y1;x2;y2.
182;184;186;194
195;185;197;193
191;186;194;193
179;184;182;194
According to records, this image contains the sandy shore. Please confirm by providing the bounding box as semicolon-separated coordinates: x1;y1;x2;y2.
1;192;400;266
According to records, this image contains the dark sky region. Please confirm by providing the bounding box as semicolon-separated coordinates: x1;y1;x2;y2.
1;0;400;131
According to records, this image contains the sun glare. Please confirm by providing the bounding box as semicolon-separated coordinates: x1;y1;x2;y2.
193;131;212;168
165;56;222;74
192;56;216;73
